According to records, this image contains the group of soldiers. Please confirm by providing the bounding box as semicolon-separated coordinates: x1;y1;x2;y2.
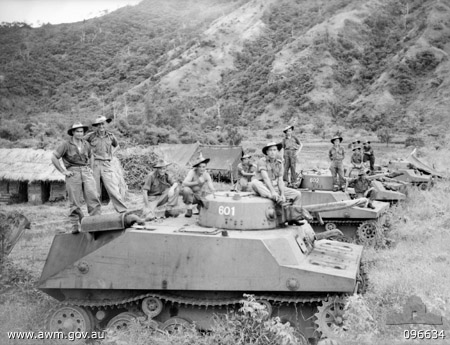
236;125;302;191
52;119;376;232
329;135;376;192
51;117;219;232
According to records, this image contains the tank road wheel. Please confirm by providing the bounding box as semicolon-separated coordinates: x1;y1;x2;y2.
142;297;164;318
419;182;429;191
47;305;93;333
330;234;353;243
256;299;273;318
324;222;337;231
162;317;192;334
146;319;163;331
356;221;378;246
314;298;346;339
106;312;138;331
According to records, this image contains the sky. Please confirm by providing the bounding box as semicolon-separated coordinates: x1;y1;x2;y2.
0;0;142;27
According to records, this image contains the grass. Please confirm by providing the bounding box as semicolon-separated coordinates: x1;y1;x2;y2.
1;144;449;345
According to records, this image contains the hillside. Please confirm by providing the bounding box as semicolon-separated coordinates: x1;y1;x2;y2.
1;0;450;148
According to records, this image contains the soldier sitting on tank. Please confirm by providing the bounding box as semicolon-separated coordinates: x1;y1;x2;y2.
250;142;302;206
181;153;216;218
235;154;256;192
347;169;375;209
142;159;180;220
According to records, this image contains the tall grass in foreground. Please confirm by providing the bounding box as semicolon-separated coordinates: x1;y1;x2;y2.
345;147;450;345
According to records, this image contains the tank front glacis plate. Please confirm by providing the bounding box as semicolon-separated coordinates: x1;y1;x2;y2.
371;181;406;201
301;190;389;219
393;170;431;183
38;221;363;297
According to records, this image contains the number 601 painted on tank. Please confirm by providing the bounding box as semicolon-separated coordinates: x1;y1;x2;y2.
218;205;235;216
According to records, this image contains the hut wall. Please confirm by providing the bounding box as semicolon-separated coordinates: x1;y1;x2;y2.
49;182;66;201
9;181;20;194
0;180;8;194
28;182;43;205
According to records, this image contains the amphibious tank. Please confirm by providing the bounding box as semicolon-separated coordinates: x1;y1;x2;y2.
299;170;391;245
387;162;433;190
38;192;366;343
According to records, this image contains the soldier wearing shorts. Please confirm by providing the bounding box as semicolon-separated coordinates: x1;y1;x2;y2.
250;142;301;206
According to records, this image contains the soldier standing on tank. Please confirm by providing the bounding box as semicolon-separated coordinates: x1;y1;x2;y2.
281;125;303;186
51;123;101;233
250;142;301;205
236;154;256;192
85;115;128;213
362;140;375;173
181;153;216;218
329;135;346;192
142;159;180;220
347;169;375;209
351;145;363;170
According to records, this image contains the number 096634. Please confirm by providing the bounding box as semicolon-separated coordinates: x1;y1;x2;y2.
403;330;445;339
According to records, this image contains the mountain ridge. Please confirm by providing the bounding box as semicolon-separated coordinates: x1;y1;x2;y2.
1;0;449;148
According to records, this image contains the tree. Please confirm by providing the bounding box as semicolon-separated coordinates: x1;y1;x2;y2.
377;127;393;146
225;125;243;146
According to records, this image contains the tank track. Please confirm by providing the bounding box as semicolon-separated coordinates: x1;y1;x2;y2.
62;292;332;309
309;219;364;226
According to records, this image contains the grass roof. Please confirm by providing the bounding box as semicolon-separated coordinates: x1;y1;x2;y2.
0;148;64;182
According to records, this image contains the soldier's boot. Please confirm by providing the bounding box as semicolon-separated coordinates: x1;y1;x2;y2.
71;223;80;234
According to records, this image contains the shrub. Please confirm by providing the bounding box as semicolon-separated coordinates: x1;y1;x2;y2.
404;136;425;148
0;120;27;141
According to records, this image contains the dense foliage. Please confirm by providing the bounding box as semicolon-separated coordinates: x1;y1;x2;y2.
0;0;243;147
0;0;447;149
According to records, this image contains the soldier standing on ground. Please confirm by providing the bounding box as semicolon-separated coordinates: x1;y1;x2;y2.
329;135;346;192
281;125;303;186
181;153;216;218
51;123;101;233
250;142;302;205
142;159;180;220
85;115;128;213
236;154;256;192
362;140;375;173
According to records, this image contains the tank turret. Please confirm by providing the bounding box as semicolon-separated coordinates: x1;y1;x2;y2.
38;192;365;343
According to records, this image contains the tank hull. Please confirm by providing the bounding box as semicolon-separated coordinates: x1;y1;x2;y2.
299;190;389;242
39;223;362;294
38;194;364;341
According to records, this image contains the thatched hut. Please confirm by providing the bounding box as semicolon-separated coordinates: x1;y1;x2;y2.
0;148;128;205
0;148;66;204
